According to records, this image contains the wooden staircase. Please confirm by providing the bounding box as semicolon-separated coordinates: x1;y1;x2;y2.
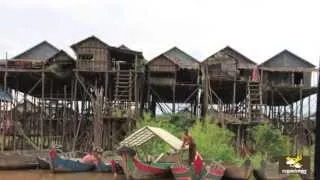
114;70;133;102
248;81;262;122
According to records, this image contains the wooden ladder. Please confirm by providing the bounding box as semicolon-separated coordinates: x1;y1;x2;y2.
114;70;133;102
248;81;262;122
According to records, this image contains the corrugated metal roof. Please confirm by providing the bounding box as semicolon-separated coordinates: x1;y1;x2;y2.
13;41;59;60
162;47;199;69
259;49;316;68
118;126;183;150
203;46;256;69
0;90;12;101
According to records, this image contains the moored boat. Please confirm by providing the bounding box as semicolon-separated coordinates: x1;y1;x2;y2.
37;156;50;169
222;159;253;180
171;152;225;180
253;160;290;180
0;152;39;170
117;146;174;179
48;147;95;173
95;160;124;173
0;162;39;170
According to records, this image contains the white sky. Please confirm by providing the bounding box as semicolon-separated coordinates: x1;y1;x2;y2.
0;0;319;65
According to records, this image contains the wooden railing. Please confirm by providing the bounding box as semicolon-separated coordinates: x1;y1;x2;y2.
0;59;45;72
76;60;108;72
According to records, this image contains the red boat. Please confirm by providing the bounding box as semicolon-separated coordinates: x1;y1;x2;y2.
171;152;226;180
117;146;174;179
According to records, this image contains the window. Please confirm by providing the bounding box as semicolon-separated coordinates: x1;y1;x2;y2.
78;54;94;61
293;72;303;85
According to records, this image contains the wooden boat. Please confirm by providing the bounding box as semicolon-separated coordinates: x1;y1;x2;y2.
37;150;85;170
222;159;253;180
0;162;39;170
48;147;95;173
117;146;174;179
37;156;50;169
171;160;226;180
0;153;39;170
95;160;124;173
48;147;122;173
253;160;290;180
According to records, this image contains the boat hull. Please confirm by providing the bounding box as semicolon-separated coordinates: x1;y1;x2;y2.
37;156;50;169
171;162;225;180
121;154;173;179
0;163;39;170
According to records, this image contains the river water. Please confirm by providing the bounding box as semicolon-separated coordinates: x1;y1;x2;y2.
0;170;127;180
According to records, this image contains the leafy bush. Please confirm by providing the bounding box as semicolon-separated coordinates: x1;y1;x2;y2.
250;123;292;159
190;119;242;164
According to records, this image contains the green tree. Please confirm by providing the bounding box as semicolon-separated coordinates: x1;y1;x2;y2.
250;123;291;159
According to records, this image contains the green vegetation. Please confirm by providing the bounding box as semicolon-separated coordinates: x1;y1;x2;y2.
250;123;292;159
190;119;242;164
134;112;313;175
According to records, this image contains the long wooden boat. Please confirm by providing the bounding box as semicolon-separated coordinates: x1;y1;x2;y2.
171;160;226;180
48;147;122;173
48;147;95;173
117;146;174;179
253;160;290;180
37;156;50;169
0;162;39;170
0;153;39;170
222;159;253;180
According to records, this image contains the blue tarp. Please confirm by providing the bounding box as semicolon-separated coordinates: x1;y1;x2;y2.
0;90;12;101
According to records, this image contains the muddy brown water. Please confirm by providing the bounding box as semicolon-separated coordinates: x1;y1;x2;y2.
0;170;127;180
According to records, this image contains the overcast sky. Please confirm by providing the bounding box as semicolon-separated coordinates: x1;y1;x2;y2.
0;0;319;65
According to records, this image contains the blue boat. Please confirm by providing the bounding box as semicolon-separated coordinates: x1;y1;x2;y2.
49;148;95;173
48;147;123;173
96;160;124;174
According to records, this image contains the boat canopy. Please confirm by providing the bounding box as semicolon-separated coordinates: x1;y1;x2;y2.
118;126;183;151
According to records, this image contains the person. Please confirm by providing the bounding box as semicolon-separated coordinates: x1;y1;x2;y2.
80;147;101;165
181;129;196;165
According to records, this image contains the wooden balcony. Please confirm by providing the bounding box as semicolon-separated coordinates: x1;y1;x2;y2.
76;60;108;72
0;59;45;72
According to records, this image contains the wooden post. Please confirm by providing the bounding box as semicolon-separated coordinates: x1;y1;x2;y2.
172;71;176;113
299;82;303;123
314;58;320;179
40;63;45;150
260;69;264;121
49;80;53;146
308;95;311;121
202;64;209;119
62;85;67;149
134;55;139;117
283;105;287;133
232;62;237;116
151;95;156;117
271;88;274;119
295;101;298;124
1;53;8;152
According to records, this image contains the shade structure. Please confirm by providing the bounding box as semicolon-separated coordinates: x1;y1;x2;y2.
118;126;183;151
